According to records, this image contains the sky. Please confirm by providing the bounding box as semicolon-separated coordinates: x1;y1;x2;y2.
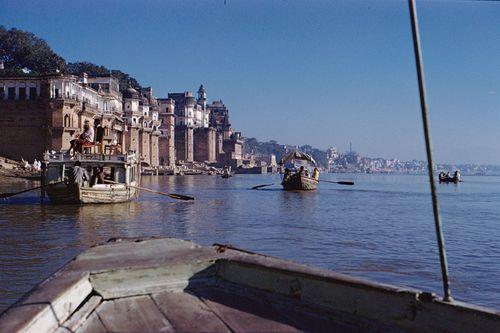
1;0;499;164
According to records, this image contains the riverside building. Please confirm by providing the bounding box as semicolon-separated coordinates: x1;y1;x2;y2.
0;74;161;167
0;74;244;168
166;84;241;166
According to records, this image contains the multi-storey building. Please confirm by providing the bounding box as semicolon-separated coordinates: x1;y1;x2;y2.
0;73;162;167
157;98;175;166
0;73;244;168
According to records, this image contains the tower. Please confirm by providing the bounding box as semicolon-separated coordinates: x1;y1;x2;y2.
197;84;207;110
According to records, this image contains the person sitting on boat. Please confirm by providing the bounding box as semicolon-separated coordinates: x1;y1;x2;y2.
454;170;461;182
90;166;105;186
69;161;89;186
298;166;305;176
69;120;95;155
305;169;310;177
313;167;319;180
283;168;291;181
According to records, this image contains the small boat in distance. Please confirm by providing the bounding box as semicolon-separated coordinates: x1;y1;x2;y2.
439;170;461;184
221;165;233;178
42;151;140;204
280;150;319;190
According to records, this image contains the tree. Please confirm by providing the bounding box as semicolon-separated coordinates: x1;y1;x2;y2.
0;26;67;74
67;61;142;92
0;26;142;91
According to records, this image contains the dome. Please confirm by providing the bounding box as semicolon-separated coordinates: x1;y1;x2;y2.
140;95;149;106
123;87;139;99
150;97;158;107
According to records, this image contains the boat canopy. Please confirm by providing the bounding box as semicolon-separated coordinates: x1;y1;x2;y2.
279;150;316;166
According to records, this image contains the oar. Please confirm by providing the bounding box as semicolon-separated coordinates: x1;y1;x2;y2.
0;181;63;199
320;180;355;186
252;183;275;190
104;180;194;201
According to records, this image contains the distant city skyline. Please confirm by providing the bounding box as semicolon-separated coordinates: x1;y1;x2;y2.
1;0;499;164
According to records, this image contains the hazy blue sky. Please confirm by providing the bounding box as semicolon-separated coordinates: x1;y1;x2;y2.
1;0;499;164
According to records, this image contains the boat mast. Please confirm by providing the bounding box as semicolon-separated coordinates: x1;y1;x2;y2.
407;0;452;302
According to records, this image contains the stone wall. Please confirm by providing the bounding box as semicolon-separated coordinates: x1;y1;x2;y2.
175;126;193;163
126;126;140;154
150;133;159;166
140;129;151;165
194;127;216;163
0;99;82;160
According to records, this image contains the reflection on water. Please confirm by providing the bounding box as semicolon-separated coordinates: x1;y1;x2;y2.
1;174;499;312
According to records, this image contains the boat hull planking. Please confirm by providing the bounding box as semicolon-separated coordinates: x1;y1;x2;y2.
46;183;138;204
281;174;319;191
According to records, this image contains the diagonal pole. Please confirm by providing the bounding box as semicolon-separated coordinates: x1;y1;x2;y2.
407;0;452;302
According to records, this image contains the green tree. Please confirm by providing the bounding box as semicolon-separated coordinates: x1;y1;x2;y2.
67;61;142;92
0;26;67;75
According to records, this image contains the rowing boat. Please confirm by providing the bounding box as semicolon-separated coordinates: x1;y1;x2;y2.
42;151;140;204
281;173;319;190
0;237;498;333
279;150;319;190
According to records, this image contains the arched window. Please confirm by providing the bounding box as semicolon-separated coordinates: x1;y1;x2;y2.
64;114;70;127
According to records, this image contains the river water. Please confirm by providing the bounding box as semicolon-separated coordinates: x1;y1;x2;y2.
0;173;499;313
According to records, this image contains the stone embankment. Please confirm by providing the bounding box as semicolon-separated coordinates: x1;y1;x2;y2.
142;162;224;176
0;156;40;181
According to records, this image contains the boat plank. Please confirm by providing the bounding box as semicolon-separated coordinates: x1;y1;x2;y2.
66;238;218;275
0;273;91;333
197;287;301;332
90;261;215;299
55;295;102;333
95;295;174;333
153;291;231;333
75;312;108;333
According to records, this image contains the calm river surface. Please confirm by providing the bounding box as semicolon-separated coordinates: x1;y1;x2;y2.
1;173;499;312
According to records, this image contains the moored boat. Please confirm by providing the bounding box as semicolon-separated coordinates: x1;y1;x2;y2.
0;237;498;333
42;151;140;204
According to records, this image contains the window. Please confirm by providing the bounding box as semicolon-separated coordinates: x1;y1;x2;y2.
8;87;15;100
0;87;4;99
64;115;70;127
19;87;26;100
29;87;37;100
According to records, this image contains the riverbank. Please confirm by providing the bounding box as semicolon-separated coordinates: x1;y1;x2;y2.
0;156;40;182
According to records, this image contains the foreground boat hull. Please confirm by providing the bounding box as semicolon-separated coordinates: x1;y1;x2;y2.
46;183;138;204
1;237;498;333
282;174;319;190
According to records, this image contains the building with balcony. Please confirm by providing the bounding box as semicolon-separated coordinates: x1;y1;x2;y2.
0;74;163;166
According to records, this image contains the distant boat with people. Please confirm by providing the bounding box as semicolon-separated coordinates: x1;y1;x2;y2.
42;150;140;204
439;170;461;184
280;150;320;191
